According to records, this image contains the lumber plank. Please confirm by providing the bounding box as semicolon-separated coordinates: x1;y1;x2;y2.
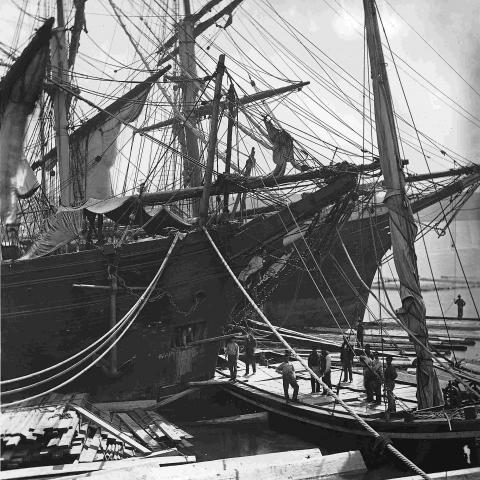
145;411;182;442
93;400;157;412
116;413;159;449
391;466;480;480
69;404;151;454
79;431;102;463
193;412;268;425
0;455;197;479
131;409;166;441
153;388;199;408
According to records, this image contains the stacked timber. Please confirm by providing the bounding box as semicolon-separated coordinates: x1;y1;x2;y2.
0;393;195;475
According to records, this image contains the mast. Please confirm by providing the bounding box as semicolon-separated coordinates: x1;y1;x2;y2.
363;0;443;408
224;83;236;213
179;0;201;215
199;54;225;225
52;0;72;206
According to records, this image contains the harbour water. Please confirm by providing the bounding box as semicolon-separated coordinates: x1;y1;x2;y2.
161;388;409;479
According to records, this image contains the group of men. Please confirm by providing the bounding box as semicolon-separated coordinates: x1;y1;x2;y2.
224;330;398;412
224;332;257;382
360;344;398;412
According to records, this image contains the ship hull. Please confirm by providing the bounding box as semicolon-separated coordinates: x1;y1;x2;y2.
2;176;356;402
1;231;234;401
266;212;390;329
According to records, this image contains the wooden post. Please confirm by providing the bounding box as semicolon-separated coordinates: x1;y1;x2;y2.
110;269;118;376
52;0;72;206
199;54;225;226
223;83;236;213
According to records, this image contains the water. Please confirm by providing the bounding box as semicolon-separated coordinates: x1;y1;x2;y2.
161;388;408;479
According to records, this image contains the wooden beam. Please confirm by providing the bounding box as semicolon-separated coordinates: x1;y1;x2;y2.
93;399;157;412
0;455;197;480
139;163;371;206
192;412;268;425
68;404;151;454
138;81;309;133
390;466;480;480
47;449;367;480
153;387;200;408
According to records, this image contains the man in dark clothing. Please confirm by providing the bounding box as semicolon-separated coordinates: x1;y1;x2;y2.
319;349;332;395
340;339;354;383
361;355;374;402
276;353;299;402
308;347;321;393
384;356;398;413
371;352;383;405
454;294;466;319
245;331;257;375
356;318;364;348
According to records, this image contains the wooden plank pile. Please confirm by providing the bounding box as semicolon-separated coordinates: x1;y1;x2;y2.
0;393;195;475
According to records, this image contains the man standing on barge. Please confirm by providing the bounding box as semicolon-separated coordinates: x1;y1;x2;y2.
276;352;299;402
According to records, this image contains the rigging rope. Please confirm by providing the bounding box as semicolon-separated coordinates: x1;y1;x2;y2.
203;226;431;480
0;233;181;398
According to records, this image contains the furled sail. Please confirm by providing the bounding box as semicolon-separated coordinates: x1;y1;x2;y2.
363;0;443;408
0;18;53;225
70;72;163;202
38;69;168;203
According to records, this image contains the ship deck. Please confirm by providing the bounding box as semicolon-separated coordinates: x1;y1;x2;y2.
213;360;421;419
200;359;480;443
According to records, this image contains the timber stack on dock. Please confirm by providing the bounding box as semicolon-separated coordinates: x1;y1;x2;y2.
0;393;195;479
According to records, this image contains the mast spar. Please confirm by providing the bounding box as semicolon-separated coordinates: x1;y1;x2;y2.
52;0;72;206
363;0;443;408
179;0;202;215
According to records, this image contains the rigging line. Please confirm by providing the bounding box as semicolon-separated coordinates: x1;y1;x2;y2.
328;253;402;352
246;5;371;141
264;176;358;335
0;233;180;385
383;0;480;101
376;4;480;319
1;233;181;406
414;211;457;364
337;230;480;401
314;0;480;131
260;0;471;168
204;227;431;480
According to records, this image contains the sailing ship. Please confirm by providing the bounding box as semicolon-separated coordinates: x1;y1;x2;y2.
1;0;478;410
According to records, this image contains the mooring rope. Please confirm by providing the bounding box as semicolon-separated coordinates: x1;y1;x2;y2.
1;233;181;407
203;226;431;479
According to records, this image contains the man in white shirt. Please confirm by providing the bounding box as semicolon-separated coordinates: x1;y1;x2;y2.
225;337;239;381
276;352;299;402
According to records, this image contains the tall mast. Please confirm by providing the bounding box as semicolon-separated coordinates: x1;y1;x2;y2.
52;0;72;206
363;0;443;408
179;0;201;215
199;54;225;226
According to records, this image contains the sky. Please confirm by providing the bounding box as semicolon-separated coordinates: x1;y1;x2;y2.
2;0;480;180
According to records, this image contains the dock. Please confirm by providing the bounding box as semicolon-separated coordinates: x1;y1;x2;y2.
0;393;195;478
